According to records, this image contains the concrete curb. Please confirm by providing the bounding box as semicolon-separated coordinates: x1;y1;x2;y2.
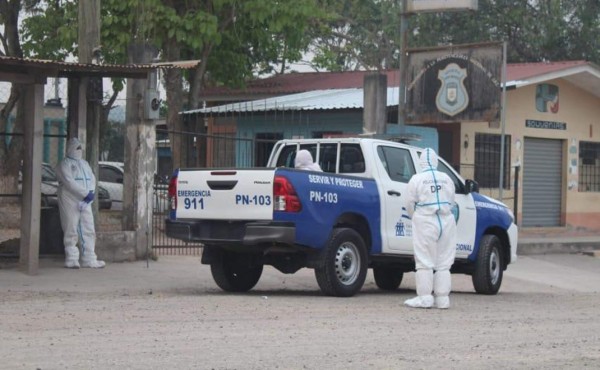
518;237;600;256
581;250;600;258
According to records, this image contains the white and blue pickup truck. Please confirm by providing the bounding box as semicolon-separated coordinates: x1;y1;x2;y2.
165;138;518;297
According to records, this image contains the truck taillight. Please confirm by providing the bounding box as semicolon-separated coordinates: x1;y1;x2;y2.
168;175;178;210
273;175;301;212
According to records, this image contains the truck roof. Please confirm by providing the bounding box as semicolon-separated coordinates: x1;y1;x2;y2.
275;137;420;150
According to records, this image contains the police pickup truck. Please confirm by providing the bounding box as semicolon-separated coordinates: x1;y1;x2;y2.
166;138;518;297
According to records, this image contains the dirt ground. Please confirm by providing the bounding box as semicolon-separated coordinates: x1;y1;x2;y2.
1;253;599;370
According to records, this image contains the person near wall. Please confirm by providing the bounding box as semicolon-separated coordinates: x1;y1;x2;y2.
404;148;457;309
294;149;322;171
55;138;105;269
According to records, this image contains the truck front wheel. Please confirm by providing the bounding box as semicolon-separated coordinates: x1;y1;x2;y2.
315;228;368;297
472;234;503;295
210;251;263;292
373;267;404;291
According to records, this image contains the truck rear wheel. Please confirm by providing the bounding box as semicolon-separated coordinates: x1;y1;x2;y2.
472;234;503;295
314;228;368;297
210;251;263;292
373;267;404;291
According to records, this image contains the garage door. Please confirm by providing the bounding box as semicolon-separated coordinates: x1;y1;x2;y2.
522;138;563;227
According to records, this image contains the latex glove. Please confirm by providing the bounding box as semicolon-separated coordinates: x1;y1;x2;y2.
78;201;88;211
83;190;95;203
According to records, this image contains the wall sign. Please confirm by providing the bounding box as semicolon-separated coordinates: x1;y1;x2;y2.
406;43;502;124
406;0;478;12
536;84;559;113
525;119;566;130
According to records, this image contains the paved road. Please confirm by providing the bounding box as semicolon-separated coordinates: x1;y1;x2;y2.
1;254;599;370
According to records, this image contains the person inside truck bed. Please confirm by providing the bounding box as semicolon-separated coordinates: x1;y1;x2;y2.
294;149;322;171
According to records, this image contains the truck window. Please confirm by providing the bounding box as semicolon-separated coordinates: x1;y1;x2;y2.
275;144;327;171
339;144;365;174
275;146;297;168
436;159;465;194
317;144;338;173
377;146;415;183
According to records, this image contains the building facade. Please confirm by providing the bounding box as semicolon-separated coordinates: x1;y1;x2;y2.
188;61;600;232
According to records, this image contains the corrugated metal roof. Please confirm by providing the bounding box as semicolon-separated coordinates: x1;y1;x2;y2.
199;61;594;99
187;60;600;115
184;87;401;115
0;56;200;79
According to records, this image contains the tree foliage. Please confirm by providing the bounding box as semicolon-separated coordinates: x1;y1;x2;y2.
311;0;600;71
311;0;401;71
18;0;326;166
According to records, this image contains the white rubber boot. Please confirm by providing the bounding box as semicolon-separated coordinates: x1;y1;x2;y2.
64;259;80;269
404;269;434;308
404;295;434;308
434;270;451;309
64;245;80;269
81;260;106;268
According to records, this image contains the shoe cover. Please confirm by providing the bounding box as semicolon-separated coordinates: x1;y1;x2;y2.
404;295;434;308
81;260;106;268
416;269;433;296
435;296;450;309
433;270;451;297
64;260;80;269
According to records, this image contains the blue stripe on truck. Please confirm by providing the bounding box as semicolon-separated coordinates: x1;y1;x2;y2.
469;192;513;261
272;168;382;253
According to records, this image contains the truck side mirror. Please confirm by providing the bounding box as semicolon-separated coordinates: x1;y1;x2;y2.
465;179;479;193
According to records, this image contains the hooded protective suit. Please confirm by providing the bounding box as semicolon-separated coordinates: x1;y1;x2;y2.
295;149;322;171
56;138;105;269
404;148;456;309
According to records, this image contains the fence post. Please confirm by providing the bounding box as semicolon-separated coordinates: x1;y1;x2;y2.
513;165;520;225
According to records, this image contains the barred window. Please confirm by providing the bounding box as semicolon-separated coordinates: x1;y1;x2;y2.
579;141;600;192
474;133;511;189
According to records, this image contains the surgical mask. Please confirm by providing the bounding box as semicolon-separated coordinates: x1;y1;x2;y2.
72;146;83;160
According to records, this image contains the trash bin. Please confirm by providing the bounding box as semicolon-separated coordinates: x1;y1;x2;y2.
40;207;64;255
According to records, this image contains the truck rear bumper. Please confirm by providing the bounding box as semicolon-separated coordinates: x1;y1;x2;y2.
165;219;296;246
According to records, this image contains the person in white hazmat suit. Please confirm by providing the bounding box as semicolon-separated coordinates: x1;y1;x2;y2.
404;148;456;309
295;149;322;171
56;138;105;269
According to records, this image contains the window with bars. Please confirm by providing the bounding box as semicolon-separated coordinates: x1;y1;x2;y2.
579;141;600;192
474;133;511;189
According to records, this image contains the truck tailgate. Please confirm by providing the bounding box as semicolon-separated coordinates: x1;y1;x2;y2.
175;169;275;220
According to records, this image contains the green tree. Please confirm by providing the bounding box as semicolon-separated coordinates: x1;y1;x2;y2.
21;0;326;167
311;0;600;71
0;0;28;202
310;0;402;71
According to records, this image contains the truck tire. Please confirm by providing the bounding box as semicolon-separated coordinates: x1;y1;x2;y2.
314;228;368;297
472;234;503;295
373;267;404;291
210;251;263;292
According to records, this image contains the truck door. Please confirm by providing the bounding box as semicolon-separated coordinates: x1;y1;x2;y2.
436;160;477;259
373;144;417;254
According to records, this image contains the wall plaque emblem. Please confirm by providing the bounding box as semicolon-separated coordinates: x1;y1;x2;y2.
436;63;469;117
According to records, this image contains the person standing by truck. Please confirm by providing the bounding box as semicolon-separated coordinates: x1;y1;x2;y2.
404;148;457;309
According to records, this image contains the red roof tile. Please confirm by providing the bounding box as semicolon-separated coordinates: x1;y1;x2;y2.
505;60;588;81
201;61;591;98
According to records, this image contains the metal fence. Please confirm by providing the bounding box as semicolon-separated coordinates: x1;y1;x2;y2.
150;129;281;255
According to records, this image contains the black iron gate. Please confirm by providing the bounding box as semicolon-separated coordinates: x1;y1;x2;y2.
150;129;278;255
151;177;203;256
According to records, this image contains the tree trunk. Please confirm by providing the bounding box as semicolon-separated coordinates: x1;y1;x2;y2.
0;0;25;205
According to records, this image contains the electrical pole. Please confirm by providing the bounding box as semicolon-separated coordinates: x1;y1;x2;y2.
78;0;102;222
398;0;409;135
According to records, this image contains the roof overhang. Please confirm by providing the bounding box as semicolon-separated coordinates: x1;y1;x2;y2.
0;56;200;83
506;63;600;98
